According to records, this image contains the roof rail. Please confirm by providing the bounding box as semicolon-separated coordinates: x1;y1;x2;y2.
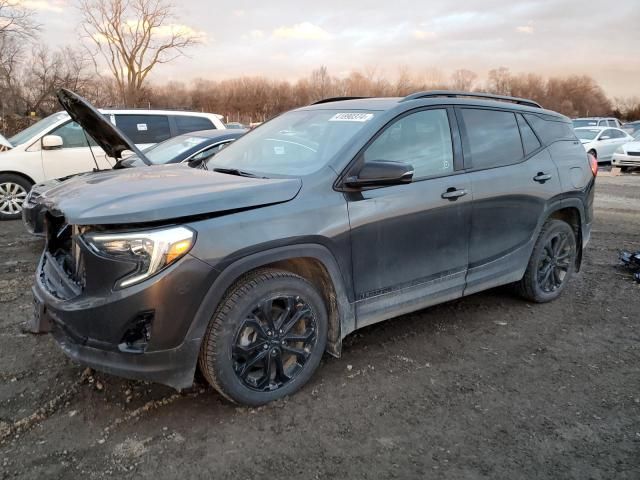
401;90;542;108
311;96;369;105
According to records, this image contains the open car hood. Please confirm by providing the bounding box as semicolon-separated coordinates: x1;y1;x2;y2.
56;88;150;163
39;164;302;225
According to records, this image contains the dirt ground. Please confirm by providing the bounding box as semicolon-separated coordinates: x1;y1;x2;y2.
1;173;639;479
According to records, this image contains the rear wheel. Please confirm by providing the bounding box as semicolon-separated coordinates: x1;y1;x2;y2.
0;174;32;220
588;149;597;162
199;269;328;405
517;219;577;303
620;166;629;173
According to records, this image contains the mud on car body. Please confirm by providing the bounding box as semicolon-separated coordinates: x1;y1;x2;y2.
32;89;595;406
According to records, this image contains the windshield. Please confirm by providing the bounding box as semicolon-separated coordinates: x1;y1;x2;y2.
575;129;600;140
207;109;377;176
8;112;69;147
572;119;599;128
140;134;210;164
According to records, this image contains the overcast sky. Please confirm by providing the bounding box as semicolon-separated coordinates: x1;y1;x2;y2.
19;0;640;97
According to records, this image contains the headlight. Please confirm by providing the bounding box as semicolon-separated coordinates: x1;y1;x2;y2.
615;146;626;154
84;226;195;289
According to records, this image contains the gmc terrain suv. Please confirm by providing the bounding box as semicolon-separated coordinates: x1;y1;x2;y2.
32;89;595;406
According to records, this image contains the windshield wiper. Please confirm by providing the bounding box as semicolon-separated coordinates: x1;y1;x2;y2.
212;167;266;178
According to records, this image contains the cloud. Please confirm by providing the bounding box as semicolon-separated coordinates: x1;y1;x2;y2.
413;30;437;40
16;0;64;12
516;25;534;34
154;23;207;40
249;29;264;39
272;22;331;40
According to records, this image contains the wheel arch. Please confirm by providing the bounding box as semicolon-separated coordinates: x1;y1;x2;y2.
0;171;36;186
186;244;355;360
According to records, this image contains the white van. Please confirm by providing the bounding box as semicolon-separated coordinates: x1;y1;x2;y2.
0;109;225;219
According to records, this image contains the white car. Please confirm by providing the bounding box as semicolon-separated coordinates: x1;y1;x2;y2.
611;133;640;171
0;109;225;219
574;127;634;163
572;117;622;129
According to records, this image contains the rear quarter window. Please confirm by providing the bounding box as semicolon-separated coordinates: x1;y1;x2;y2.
173;115;215;135
115;115;171;144
524;114;577;145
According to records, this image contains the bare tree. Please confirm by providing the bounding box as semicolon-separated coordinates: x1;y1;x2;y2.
0;0;39;37
450;69;477;91
78;0;200;107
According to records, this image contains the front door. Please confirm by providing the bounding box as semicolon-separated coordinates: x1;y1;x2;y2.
41;121;110;180
346;108;472;328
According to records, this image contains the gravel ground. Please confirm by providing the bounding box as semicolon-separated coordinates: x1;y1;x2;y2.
1;174;639;479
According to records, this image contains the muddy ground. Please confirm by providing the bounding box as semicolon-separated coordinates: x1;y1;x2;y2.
1;174;639;479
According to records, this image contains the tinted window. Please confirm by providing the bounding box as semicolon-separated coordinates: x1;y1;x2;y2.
607;129;625;139
174;115;215;135
50;121;98;148
364;109;453;178
517;114;541;155
601;129;617;139
525;114;576;144
607;120;617;127
460;109;523;169
572;119;598;128
115;115;171;144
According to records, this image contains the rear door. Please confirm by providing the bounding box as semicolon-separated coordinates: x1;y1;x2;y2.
346;107;472;327
41;121;110;179
114;114;172;150
457;107;562;294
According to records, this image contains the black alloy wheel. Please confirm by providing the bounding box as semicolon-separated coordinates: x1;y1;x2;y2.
232;295;317;392
536;230;573;293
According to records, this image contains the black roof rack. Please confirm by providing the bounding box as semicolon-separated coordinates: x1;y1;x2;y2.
311;96;369;105
401;90;542;108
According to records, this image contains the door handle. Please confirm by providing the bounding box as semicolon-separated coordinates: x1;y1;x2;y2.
441;188;468;200
533;172;552;183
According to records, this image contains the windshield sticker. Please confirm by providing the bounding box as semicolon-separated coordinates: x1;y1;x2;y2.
329;113;374;122
137;123;148;131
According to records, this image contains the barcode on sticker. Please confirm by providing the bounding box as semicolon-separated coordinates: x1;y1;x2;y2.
137;123;148;131
329;113;374;122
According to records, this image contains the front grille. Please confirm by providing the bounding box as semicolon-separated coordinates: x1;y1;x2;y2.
627;151;640;157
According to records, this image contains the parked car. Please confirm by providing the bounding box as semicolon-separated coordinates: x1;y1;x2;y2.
22;129;245;235
0;109;226;220
32;88;594;406
621;121;640;137
572;117;621;128
611;132;640;171
574;127;634;162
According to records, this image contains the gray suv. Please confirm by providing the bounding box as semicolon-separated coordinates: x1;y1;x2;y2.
32;89;595;405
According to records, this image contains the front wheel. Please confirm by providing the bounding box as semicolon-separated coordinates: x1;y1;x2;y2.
517;219;577;303
199;269;328;405
0;174;32;220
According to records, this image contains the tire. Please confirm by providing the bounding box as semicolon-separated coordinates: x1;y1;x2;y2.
588;149;597;161
199;269;328;405
620;166;629;173
517;219;577;303
0;174;32;220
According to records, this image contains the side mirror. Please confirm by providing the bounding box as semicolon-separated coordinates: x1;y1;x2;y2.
345;160;414;188
42;135;63;150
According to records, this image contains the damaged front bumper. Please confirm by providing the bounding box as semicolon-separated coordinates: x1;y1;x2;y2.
33;244;218;390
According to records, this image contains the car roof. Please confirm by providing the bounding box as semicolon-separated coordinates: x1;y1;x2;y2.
300;95;565;119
